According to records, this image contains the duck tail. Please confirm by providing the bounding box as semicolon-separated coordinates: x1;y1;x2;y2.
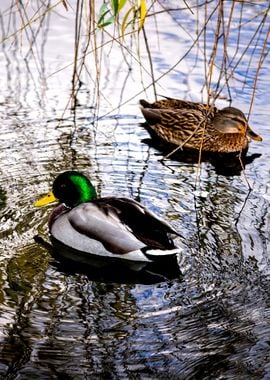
140;107;162;124
142;247;181;261
139;99;152;108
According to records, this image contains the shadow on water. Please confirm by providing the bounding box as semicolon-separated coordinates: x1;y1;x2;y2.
141;123;262;176
34;235;182;285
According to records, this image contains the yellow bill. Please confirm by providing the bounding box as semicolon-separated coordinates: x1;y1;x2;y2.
35;191;57;207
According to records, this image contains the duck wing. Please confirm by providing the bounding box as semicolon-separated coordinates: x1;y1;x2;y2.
140;98;217;112
93;197;181;250
141;107;204;130
66;197;180;253
66;201;146;255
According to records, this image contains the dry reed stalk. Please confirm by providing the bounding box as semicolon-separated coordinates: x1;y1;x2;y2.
2;1;269;185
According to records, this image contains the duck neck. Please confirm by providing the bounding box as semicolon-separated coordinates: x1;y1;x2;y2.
215;133;248;153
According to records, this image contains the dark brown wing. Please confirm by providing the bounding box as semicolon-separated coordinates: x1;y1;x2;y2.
140;107;204;129
140;98;216;112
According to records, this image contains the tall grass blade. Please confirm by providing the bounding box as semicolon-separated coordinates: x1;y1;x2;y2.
121;5;135;38
139;0;147;31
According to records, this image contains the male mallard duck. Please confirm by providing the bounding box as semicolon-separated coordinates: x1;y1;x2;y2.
140;98;262;153
35;171;181;263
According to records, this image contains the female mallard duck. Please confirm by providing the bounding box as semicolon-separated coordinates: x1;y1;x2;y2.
35;171;181;263
140;98;262;153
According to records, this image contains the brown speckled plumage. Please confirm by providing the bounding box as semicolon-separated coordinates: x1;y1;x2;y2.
140;98;262;153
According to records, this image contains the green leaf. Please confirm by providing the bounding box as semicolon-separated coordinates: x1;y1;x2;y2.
99;15;115;28
121;5;135;37
97;3;115;28
118;0;128;11
97;3;109;25
111;0;118;16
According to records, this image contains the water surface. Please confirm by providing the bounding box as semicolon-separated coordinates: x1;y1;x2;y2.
0;1;269;379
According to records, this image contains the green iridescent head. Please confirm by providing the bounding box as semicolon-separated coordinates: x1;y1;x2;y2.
35;171;97;208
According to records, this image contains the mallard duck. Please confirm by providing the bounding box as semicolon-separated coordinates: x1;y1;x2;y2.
140;98;262;153
35;171;181;263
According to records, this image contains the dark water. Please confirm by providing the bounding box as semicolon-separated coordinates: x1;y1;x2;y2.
0;1;269;379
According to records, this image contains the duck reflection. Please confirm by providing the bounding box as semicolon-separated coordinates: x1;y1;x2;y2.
141;125;261;176
34;235;182;285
